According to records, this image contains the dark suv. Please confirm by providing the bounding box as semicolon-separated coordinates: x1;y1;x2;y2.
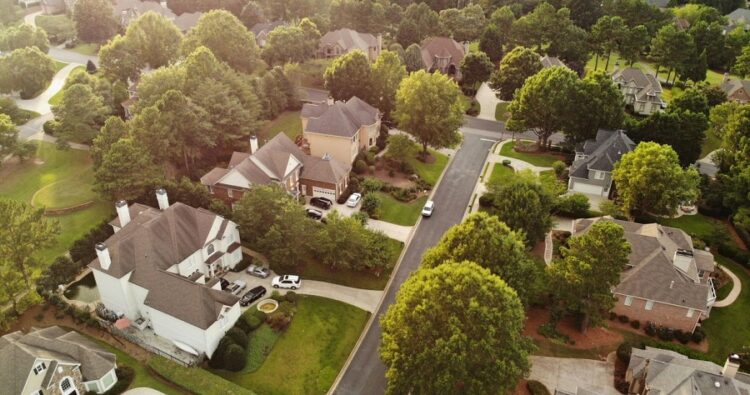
240;286;267;306
310;197;333;210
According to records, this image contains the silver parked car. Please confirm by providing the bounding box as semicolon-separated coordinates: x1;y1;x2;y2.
246;264;270;278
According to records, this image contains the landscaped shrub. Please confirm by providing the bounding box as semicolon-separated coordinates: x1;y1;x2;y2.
270;290;284;302
552;161;566;178
630;320;640;329
231;255;252;272
277;301;296;316
223;344;247;372
692;327;706;343
227;327;248;349
502;159;511;166
285;291;298;303
478;193;494;208
656;326;674;341
415;177;433;191
69;220;115;264
37;256;81;294
553;194;591;218
361;193;381;217
617;341;641;363
353;159;368;174
43;119;58;135
526;380;551;395
245;315;262;331
267;311;292;331
645;321;657;337
101;366;134;395
149;356;254;394
400;161;415;175
390;187;416;202
537;322;571;344
361;177;385;193
675;329;692;344
618;314;629;323
351;211;369;225
208;337;235;369
609;311;618;320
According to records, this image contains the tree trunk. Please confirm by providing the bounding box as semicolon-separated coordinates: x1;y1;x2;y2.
580;312;589;334
183;149;190;175
594;54;599;71
654;65;660;79
421;141;428;161
605;51;612;71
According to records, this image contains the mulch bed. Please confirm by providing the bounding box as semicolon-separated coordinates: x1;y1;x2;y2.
524;307;624;351
606;318;709;352
370;168;416;189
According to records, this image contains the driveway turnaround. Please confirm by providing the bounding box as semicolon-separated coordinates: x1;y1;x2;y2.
529;356;620;395
474;82;502;120
333;132;496;394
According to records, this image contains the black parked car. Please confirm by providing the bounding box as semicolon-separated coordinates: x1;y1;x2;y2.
306;208;324;220
219;278;230;290
310;197;333;210
240;286;267;306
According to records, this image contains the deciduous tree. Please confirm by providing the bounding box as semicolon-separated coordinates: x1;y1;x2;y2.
0;199;59;286
94;138;162;201
0;47;56;99
182;10;261;74
371;50;406;121
483;175;554;244
52;83;109;145
403;43;424;72
489;46;541;101
0;24;49;53
324;49;372;102
123;11;183;69
0;114;17;160
459;51;494;91
72;0;118;43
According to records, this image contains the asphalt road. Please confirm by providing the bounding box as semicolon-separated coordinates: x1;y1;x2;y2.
333;131;496;395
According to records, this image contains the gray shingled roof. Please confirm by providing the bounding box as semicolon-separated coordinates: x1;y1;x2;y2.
302;96;378;138
540;55;566;68
0;326;117;395
319;28;377;53
727;8;750;24
90;203;240;329
574;217;715;311
250;20;286;36
420;36;465;71
570;130;635;179
722;78;750;97
612;67;664;105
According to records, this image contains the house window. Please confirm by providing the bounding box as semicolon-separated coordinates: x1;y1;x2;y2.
60;377;76;394
645;300;654;310
227;189;234;198
624;296;633;306
33;362;46;375
207;244;215;255
687;308;694;318
594;171;605;180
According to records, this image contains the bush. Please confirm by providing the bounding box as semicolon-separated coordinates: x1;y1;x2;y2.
526;380;551;395
656;326;674;341
617;341;639;363
502;159;511;166
553;194;591;218
692;327;706;343
231;255;252;272
609;311;618;320
277;301;296;316
226;327;248;349
361;193;382;217
675;329;691;344
552;161;566;178
267;311;292;332
285;291;298;303
43;120;58;136
248;308;267;322
148;356;253;394
353;159;368;174
478;193;494;208
101;366;134;395
223;344;247;372
208;337;235;369
361;177;385;193
630;320;640;329
37;255;81;293
69;220;115;264
270;290;284;302
245;315;262;331
645;321;657;337
618;314;629;323
400;161;415;175
351;211;369;225
465;98;480;116
390;187;416;202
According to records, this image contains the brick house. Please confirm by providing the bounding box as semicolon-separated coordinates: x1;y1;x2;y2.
301;96;380;166
420;37;466;79
572;217;717;333
201;133;350;205
721;76;750;104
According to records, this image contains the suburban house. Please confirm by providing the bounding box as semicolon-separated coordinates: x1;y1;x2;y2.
250;20;287;47
626;348;750;394
540;55;567;69
201;133;350;204
611;67;664;115
420;36;466;79
721;75;750;103
41;0;74;14
89;190;243;358
113;0;202;32
572;217;717;333
316;28;382;61
568;129;635;197
301;96;380;165
0;326;118;395
725;8;750;33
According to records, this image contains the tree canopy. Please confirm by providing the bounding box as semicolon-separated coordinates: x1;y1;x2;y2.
72;0;118;43
483;171;554;244
182;10;261;74
490;46;542;101
0;24;49;53
324;49;373;102
0;47;56;99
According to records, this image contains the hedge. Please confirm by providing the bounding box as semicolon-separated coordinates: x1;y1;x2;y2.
147;356;257;395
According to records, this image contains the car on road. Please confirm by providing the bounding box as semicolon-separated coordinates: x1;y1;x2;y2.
240;286;267;306
346;193;362;208
246;264;270;278
306;208;324;220
310;197;333;210
227;280;247;295
421;200;435;217
272;275;302;289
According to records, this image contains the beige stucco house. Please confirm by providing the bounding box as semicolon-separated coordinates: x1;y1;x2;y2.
316;28;382;61
301;96;380;165
420;37;466;79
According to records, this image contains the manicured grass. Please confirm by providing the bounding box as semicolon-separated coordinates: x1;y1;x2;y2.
374;192;428;226
150;356;255;395
54;60;67;72
500;141;564;167
69;43;99;56
9;109;40;125
213;296;370;395
701;131;722;159
656;213;725;241
702;256;750;363
715;273;734;301
48;66;85;105
489;162;514;185
244;325;280;373
32;175;98;209
495;102;510;121
258;111;302;143
0;142;111;264
269;238;403;290
408;149;449;185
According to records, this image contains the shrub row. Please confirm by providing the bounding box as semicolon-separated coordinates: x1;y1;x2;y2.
148;356;255;395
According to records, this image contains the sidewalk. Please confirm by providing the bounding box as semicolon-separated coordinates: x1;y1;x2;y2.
714;265;742;308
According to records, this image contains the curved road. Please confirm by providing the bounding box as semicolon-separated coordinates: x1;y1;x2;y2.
333;128;497;395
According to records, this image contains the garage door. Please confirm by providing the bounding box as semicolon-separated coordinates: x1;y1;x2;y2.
313;186;336;199
571;181;604;196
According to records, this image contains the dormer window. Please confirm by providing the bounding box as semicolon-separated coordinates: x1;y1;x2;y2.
207;244;215;255
33;362;46;375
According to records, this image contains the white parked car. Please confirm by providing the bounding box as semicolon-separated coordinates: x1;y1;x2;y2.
421;200;435;217
346;193;362;208
227;280;247;295
272;275;302;290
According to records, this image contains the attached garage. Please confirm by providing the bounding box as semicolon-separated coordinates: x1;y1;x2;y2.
569;179;604;196
312;186;337;199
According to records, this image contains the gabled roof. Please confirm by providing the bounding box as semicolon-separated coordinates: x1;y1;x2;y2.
420;37;465;70
727;8;750;24
302;96;379;138
570;130;635;178
540;55;566;69
0;326;117;394
722;78;750;98
250;20;286;37
319;28;378;53
612;67;664;104
573;217;715;311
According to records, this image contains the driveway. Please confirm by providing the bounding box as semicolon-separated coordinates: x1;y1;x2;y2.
222;262;383;313
300;86;329;103
15;63;80;114
474;82;502;121
123;388;167;395
696;149;720;178
333;132;495;394
528;356;620;395
304;200;413;242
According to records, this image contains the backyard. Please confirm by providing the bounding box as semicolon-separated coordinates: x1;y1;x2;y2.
69;43;99;56
702;256;750;363
374;192;428;226
211;296;370;395
499;140;566;167
0;142;111;264
258;111;302;144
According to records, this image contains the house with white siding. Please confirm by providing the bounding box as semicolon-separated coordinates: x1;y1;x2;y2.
89;189;243;358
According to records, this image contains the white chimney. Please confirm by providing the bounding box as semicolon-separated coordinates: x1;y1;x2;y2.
115;200;130;227
723;354;741;378
95;243;111;270
249;135;258;154
326;97;334;105
155;187;169;210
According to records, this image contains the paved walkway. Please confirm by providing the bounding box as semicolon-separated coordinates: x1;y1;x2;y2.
15;63;80;114
474;82;502;121
714;265;742;308
529;356;620;395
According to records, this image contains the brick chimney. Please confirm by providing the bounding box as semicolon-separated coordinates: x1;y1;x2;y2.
95;243;111;270
722;353;741;378
115;200;130;227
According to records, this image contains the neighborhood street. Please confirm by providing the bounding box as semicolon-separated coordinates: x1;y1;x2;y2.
333;130;496;394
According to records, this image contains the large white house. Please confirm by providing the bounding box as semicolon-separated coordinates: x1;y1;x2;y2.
89;189;243;358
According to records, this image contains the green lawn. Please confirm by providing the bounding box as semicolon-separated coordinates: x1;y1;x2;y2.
0;142;111;264
701;131;722;159
495;102;510;122
716;271;734;301
408;149;449;185
656;213;725;241
69;43;99;56
374;192;428;226
48;66;85;105
54;60;67;72
9;109;40;125
500;141;565;167
213;296;370;395
268;238;403;290
243;325;280;373
489;162;514;185
258;111;302;143
32;174;98;209
703;256;750;363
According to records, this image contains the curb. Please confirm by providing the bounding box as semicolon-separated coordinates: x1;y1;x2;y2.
328;144;461;395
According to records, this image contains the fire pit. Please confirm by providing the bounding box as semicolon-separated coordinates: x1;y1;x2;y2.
257;299;279;313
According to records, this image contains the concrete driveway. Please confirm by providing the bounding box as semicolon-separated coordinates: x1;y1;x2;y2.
15;63;80;114
304;200;413;243
123;388;166;395
529;356;620;395
222;263;383;313
474;82;502;121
